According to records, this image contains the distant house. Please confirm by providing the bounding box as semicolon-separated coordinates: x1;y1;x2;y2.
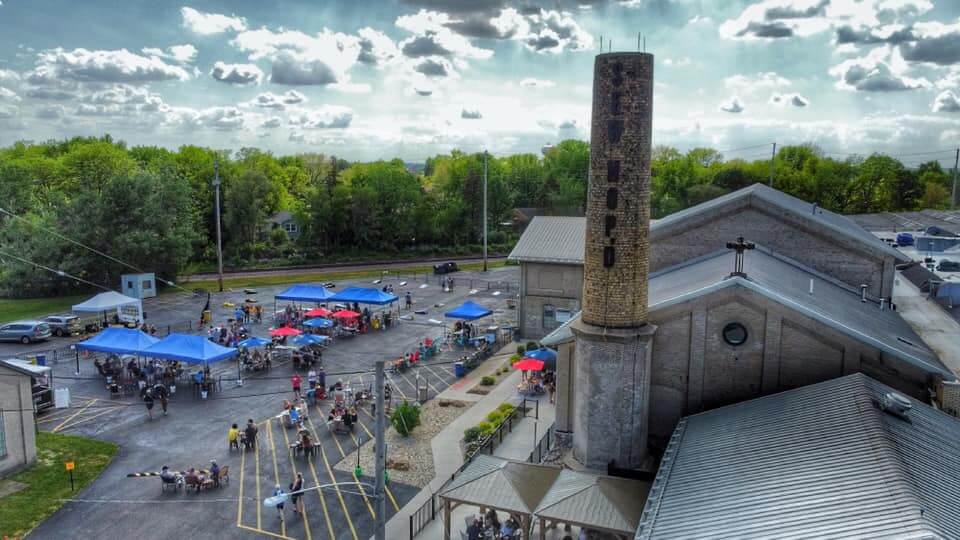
263;211;300;240
0;359;38;477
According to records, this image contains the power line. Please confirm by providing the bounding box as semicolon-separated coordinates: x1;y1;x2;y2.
0;248;113;292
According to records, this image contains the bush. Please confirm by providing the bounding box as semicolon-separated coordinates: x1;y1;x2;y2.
463;426;482;443
486;411;503;424
526;341;538;352
498;403;515;414
477;421;493;435
390;400;421;437
509;354;521;365
516;345;526;355
480;376;495;386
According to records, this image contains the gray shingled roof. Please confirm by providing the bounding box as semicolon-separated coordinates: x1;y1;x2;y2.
535;469;649;535
535;247;953;380
509;184;905;264
439;455;562;515
508;216;586;264
636;373;960;540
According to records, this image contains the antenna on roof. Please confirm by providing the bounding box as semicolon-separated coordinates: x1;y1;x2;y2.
637;32;641;51
599;35;603;51
609;40;612;52
643;35;646;52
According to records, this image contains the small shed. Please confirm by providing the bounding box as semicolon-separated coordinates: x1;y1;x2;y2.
0;359;38;477
121;273;157;299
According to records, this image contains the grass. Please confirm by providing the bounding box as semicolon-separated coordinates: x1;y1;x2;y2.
0;295;88;325
0;432;118;539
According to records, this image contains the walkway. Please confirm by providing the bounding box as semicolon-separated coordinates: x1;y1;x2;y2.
894;275;960;377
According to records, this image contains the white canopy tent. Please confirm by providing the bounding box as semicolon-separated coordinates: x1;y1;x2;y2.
72;291;143;324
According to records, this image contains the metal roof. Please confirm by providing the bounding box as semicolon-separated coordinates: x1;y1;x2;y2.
636;373;960;540
509;184;904;265
439;455;562;515
533;247;952;380
535;469;649;535
508;216;586;264
0;359;51;377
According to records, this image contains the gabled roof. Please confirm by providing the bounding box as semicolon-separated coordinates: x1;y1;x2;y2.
509;184;905;265
636;373;960;540
439;455;561;515
535;469;649;535
267;211;293;224
538;247;953;380
507;216;586;264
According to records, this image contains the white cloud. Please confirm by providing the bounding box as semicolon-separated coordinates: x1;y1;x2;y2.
461;108;482;119
246;90;307;109
28;48;190;84
210;61;263;85
287;105;354;129
0;69;19;85
166;105;247;131
396;10;494;60
719;96;745;113
520;77;555;88
232;28;360;86
770;92;809;107
0;87;21;102
261;117;282;128
35;104;65;119
180;7;247;35
663;57;692;67
142;44;198;64
829;46;929;91
357;27;400;67
932;90;960;113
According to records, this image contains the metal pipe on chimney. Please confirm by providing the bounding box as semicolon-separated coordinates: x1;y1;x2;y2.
879;298;886;310
860;284;868;302
809;279;814;295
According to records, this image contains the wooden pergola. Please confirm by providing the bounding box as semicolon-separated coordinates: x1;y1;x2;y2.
533;469;649;540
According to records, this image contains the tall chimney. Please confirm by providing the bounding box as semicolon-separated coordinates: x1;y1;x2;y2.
572;52;657;471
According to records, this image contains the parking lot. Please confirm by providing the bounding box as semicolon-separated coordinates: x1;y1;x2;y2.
16;265;519;540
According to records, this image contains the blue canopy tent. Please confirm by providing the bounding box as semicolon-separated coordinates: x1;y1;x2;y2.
303;318;334;329
237;336;271;349
291;334;329;347
524;347;558;371
275;284;336;302
142;333;237;365
76;327;159;355
444;301;492;321
329;287;398;305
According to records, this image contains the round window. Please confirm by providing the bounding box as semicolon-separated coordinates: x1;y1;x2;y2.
722;322;748;346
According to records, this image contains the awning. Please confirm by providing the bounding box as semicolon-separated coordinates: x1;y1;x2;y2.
291;334;329;347
270;327;302;337
439;455;561;516
275;284;336;302
524;348;557;371
72;291;143;321
329;287;398;305
306;307;332;317
303;318;334;328
76;327;159;355
444;301;492;321
534;469;647;537
141;333;237;364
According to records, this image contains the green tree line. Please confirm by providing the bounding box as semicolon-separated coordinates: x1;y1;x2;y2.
0;135;953;297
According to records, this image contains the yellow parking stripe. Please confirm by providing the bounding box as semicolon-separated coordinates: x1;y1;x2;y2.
237;438;246;528
256;423;262;529
52;398;97;433
309;416;359;540
280;420;312;540
267;418;286;538
53;406;121;432
236;524;295;540
301;422;336;540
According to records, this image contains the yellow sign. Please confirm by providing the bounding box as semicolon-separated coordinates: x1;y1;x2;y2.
65;461;75;471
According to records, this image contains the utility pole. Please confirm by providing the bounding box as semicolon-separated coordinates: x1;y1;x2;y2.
483;150;489;272
952;148;958;210
374;360;386;540
212;159;224;293
769;142;776;188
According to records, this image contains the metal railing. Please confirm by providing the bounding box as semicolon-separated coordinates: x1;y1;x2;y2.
527;423;555;464
409;490;437;540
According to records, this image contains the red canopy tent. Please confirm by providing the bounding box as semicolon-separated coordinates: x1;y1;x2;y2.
332;310;360;319
305;307;332;318
513;359;544;372
269;327;302;337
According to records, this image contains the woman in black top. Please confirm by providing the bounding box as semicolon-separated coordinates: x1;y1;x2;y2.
289;472;304;516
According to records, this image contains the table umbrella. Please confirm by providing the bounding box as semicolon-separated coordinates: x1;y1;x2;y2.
269;327;302;337
291;334;329;347
237;337;271;349
332;310;360;319
513;358;545;371
303;317;334;329
524;347;557;370
306;307;332;317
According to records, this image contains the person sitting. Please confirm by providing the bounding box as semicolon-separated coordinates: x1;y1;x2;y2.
466;519;482;540
160;465;178;490
344;407;355;430
299;431;313;456
184;467;203;492
501;517;518;538
228;423;240;450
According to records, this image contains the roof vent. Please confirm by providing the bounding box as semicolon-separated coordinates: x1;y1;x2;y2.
880;392;912;421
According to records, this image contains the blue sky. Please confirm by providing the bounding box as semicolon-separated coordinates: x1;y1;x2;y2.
0;0;959;164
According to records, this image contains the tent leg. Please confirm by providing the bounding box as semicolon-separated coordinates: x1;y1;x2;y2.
539;518;546;540
443;498;451;540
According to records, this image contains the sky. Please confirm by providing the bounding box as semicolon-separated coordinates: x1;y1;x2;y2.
1;0;959;165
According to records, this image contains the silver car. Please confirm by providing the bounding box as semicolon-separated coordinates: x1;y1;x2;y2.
0;321;52;344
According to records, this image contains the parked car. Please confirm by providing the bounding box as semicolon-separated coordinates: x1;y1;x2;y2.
433;261;460;275
0;321;52;344
937;260;960;272
44;315;82;337
896;232;915;246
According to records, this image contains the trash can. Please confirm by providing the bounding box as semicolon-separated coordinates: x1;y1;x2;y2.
454;362;465;378
54;387;71;408
36;354;46;367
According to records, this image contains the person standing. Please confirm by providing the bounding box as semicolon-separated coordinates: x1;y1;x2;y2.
289;472;304;516
143;390;155;420
273;484;286;521
291;373;302;399
405;291;412;309
307;368;317;390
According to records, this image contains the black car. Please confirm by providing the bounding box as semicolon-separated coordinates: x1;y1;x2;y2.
937;260;960;272
433;262;460;275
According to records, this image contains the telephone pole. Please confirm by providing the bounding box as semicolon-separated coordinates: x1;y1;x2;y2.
374;360;386;540
769;142;776;188
952;148;958;210
483;150;489;272
212;159;224;293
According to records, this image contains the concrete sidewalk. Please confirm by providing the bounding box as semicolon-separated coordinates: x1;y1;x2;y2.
382;346;556;540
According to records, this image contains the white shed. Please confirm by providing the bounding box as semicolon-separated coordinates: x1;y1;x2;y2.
121;273;156;299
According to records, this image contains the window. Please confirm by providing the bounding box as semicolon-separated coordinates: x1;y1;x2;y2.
142;280;153;290
283;222;298;233
555;309;572;323
127;281;133;289
543;304;558;330
722;322;748;346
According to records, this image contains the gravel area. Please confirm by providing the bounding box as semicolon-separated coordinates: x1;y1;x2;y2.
335;398;472;488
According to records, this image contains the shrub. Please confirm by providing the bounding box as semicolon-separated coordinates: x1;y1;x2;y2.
463;426;482;443
498;403;515;414
477;421;493;435
516;345;526;355
390;400;421;437
509;354;521;365
526;341;538;352
486;411;503;424
480;376;495;386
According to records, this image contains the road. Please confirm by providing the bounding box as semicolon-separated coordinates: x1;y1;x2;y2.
183;255;508;281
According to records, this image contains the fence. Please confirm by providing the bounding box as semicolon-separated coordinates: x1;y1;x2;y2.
527;423;555;464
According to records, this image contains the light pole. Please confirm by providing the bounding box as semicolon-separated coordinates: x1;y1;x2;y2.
212;159;224;293
483;150;488;272
374;360;386;540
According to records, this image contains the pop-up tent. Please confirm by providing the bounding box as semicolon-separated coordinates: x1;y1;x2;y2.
524;347;557;371
444;301;492;321
274;284;336;303
329;287;398;305
141;333;237;365
73;291;143;323
76;327;159;355
237;337;271;349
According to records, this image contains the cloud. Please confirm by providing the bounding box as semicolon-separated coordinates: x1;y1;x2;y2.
270;52;338;85
835;24;914;45
900;20;960;66
829;46;929;91
720;96;745;113
0;69;19;85
518;9;593;53
558;119;577;129
770;92;809;107
174;106;246;130
27;48;190;84
396;10;494;59
210;61;263;85
357;27;400;66
520;77;555;88
142;44;198;64
246;90;307;109
180;7;247;35
35;104;65;119
287;105;353;128
932;90;960;113
261;117;282;128
231;28;360;86
461;108;482;119
84;84;158;105
415;87;433;96
663;57;691;67
289;131;306;142
413;57;452;77
0;87;20;103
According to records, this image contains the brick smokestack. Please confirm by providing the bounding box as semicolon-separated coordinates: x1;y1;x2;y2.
581;52;654;328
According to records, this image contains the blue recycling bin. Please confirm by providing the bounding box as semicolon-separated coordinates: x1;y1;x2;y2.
454;362;465;378
36;355;46;367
